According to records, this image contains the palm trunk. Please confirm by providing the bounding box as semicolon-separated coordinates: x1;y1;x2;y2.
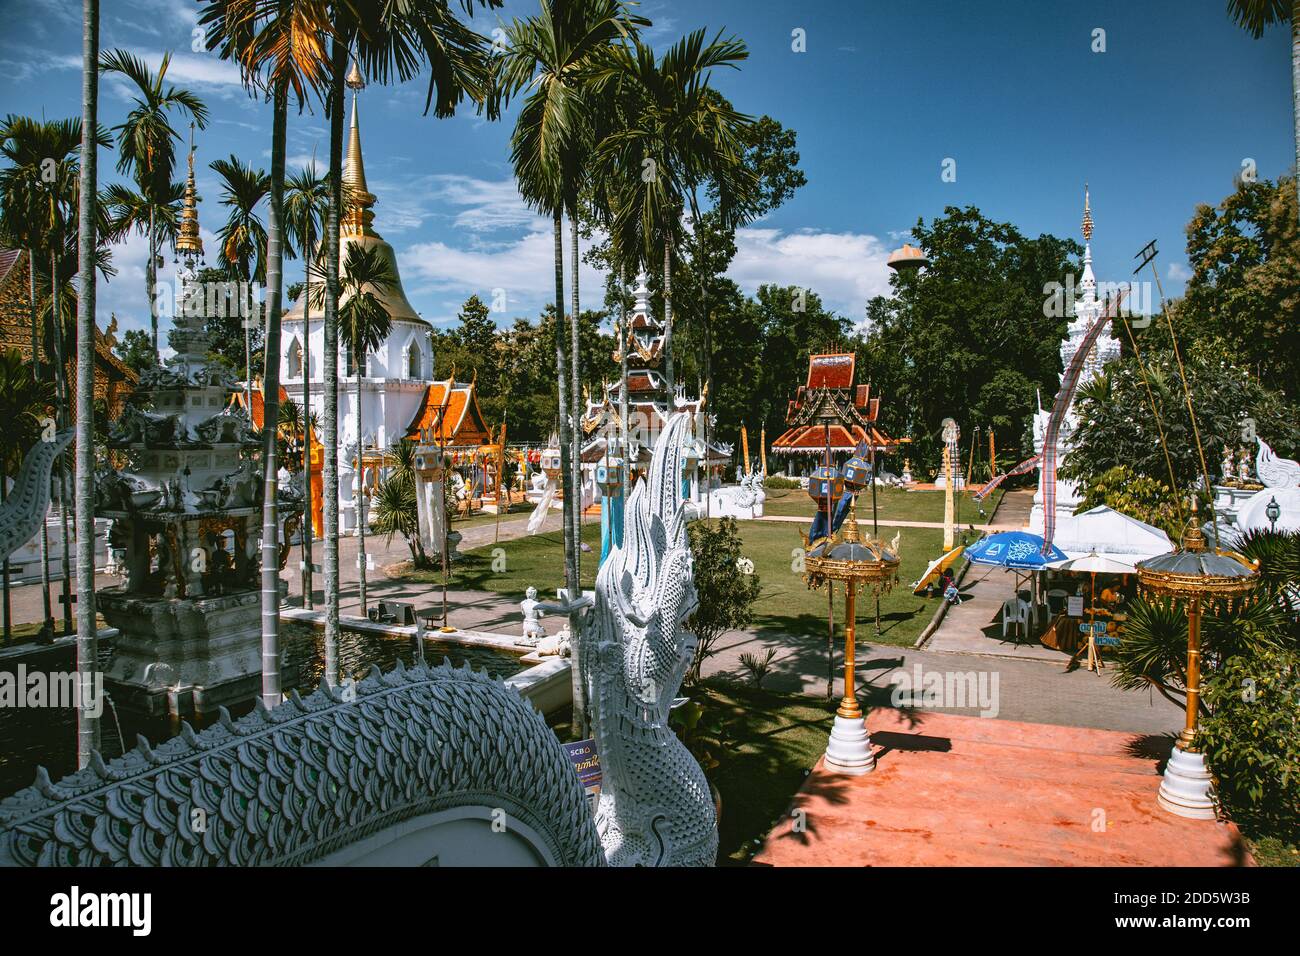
619;267;630;504
321;39;346;688
569;211;582;587
662;240;673;396
1;476;9;641
148;205;157;355
355;353;367;615
30;247;53;633
76;0;101;766
301;212;314;610
258;82;288;711
1292;2;1299;227
554;210;585;738
52;253;73;636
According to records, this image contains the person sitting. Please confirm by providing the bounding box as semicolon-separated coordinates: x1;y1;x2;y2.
940;568;963;605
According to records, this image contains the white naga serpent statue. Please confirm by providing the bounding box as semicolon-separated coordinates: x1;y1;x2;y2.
585;411;718;866
0;417;715;867
0;429;74;565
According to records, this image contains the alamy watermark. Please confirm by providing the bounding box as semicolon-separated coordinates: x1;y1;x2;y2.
0;665;104;718
889;664;1000;718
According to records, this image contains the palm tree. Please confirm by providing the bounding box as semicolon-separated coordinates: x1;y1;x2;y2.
0;115;84;639
315;242;395;616
98;48;208;354
594;29;753;395
199;0;333;710
210;153;270;411
372;439;428;566
311;0;499;686
493;0;647;737
76;0;103;767
283;163;328;610
0;116;111;639
1227;1;1299;225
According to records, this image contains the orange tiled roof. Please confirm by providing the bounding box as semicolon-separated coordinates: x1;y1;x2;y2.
405;378;493;447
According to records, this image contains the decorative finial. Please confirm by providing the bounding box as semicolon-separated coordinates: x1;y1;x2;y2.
175;121;203;259
841;504;861;544
1081;183;1093;242
346;59;365;90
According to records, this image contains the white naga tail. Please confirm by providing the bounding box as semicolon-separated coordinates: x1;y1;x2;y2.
585;411;717;866
0;429;74;564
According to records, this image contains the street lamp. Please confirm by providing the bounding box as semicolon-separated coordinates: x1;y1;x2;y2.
1266;496;1280;532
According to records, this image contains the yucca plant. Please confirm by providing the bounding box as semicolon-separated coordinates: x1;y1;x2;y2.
370;471;429;568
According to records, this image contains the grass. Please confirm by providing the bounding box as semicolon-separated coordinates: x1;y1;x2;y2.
393;514;959;649
1;615;109;649
761;485;1003;524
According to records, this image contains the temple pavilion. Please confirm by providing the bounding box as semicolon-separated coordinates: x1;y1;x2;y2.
771;352;899;469
579;274;729;497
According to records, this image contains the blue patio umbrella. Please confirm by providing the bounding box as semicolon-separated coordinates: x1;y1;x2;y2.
964;531;1067;570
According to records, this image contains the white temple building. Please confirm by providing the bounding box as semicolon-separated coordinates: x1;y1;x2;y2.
1028;189;1122;537
281;64;434;534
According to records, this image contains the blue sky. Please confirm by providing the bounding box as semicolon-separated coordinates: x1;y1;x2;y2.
1;0;1294;342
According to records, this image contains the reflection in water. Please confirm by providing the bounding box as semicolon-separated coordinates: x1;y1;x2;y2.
0;622;526;800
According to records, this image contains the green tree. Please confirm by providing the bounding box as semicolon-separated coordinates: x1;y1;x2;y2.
685;517;760;685
312;0;500;688
283;162;328;610
862;205;1083;473
1179;176;1299;402
371;439;429;567
494;0;646;736
1062;342;1300;498
329;243;395;617
114;327;159;375
98;48;208;354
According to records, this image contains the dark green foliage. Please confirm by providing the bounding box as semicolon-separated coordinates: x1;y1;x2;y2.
861;205;1082;473
1200;647;1300;832
685;517;761;685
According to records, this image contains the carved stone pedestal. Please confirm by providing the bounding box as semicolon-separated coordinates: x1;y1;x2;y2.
100;585;284;718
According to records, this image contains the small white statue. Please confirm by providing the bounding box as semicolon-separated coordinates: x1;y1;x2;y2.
537;622;571;658
519;585;546;646
901;458;914;484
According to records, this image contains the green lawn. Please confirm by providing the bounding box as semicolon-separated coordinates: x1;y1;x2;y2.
761;484;1002;524
393;512;951;648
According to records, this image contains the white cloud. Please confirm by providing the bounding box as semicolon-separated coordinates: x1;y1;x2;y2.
727;227;894;324
373;173;536;235
1167;261;1192;282
399;226;604;327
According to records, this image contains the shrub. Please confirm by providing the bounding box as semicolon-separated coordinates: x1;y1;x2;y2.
1199;647;1300;832
764;475;800;490
686;517;761;685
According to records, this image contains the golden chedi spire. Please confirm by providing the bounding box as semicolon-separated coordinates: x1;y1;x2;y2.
342;60;377;238
176;123;203;258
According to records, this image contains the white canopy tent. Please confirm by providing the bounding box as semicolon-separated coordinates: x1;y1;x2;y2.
1048;505;1173;573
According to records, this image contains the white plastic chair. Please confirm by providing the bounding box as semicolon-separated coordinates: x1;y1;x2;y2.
1002;599;1028;639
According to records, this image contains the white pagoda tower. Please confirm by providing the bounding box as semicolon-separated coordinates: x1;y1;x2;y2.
280;62;434;535
1028;188;1121;535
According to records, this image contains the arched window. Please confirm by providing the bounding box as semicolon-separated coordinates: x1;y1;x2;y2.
287;337;303;378
406;340;422;379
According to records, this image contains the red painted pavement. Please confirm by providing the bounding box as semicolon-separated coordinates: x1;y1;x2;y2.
753;709;1253;867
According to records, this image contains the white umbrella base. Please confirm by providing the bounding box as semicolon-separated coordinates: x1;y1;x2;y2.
1157;746;1216;820
824;714;876;775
